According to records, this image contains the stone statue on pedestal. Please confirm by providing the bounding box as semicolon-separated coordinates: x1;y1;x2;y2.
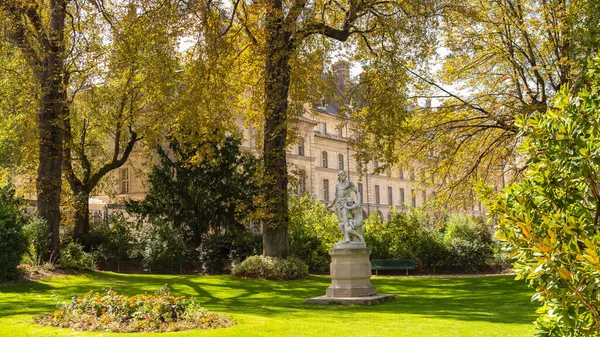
327;171;365;244
306;170;394;304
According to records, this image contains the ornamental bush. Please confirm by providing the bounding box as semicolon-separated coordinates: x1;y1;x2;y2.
365;209;446;270
58;242;96;271
0;185;28;281
197;229;262;274
484;58;600;336
35;285;235;332
231;255;309;280
140;219;189;273
443;214;493;272
83;213;136;273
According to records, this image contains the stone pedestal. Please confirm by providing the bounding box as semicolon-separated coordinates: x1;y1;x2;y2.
306;242;395;305
326;242;376;297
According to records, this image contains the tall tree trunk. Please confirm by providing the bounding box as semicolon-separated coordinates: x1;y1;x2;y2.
262;2;292;258
72;190;90;242
37;1;68;261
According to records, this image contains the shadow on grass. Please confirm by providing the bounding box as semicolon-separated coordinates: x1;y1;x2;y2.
0;272;537;326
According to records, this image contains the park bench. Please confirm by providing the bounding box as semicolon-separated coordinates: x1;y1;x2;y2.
371;259;415;276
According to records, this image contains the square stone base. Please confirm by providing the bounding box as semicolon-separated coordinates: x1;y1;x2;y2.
305;294;395;305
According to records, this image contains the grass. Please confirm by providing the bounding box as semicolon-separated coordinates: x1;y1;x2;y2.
0;272;538;337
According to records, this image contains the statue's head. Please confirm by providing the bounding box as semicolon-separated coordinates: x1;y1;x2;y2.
338;170;347;182
345;197;354;206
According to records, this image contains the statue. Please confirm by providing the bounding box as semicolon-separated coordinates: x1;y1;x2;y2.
327;171;365;243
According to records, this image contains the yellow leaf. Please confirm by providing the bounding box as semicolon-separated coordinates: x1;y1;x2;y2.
557;268;572;281
584;255;599;265
517;222;531;238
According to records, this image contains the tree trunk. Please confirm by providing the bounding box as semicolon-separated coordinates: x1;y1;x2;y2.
37;85;64;261
262;2;292;258
37;1;68;261
73;190;90;242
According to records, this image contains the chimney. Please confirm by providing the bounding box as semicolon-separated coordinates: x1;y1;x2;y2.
332;60;350;93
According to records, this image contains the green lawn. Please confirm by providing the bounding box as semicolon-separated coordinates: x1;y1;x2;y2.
0;272;537;337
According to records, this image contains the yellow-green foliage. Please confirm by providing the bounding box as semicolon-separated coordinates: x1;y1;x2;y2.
485;58;600;336
35;285;234;332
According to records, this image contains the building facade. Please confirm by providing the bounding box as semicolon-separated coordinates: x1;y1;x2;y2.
97;106;433;222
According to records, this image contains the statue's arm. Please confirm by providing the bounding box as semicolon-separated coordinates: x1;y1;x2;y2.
327;194;338;209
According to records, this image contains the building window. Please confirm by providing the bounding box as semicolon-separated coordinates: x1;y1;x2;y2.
411;189;416;207
377;210;383;221
358;183;363;199
410;168;415;181
323;179;330;202
249;126;256;149
338;154;344;170
422;190;427;205
399;169;404;180
319;122;327;134
322;151;328;168
400;188;405;205
298;137;305;156
387;186;393;206
299;171;306;193
375;185;380;205
120;168;130;194
337;126;343;137
387;213;392;222
373;160;379;170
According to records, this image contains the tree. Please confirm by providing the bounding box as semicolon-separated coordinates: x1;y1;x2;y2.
0;1;183;253
1;0;70;259
200;0;439;257
484;57;600;336
0;41;37;187
127;133;260;252
61;2;180;241
355;0;600;208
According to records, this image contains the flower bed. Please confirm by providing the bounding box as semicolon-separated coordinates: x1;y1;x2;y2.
35;285;235;332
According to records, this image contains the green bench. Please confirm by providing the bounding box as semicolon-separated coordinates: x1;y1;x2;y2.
371;259;415;276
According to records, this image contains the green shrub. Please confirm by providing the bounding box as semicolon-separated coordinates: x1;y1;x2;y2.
365;209;446;269
35;285;235;332
484;58;600;336
141;219;188;273
443;214;493;272
126;134;260;263
84;213;136;272
197;230;262;274
232;255;309;280
22;217;50;266
444;214;491;245
0;185;28;281
58;242;96;271
288;194;338;273
490;240;513;272
444;239;491;273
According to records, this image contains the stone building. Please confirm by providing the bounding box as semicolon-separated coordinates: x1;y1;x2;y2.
266;114;430;220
